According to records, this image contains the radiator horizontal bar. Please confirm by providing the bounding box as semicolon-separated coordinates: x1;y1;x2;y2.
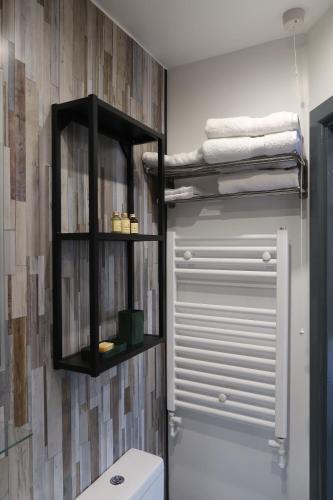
175;378;275;404
175;312;276;328
176;246;277;253
175;302;276;316
175;257;277;266
175;345;276;366
175;367;276;392
176;279;276;289
175;400;275;429
176;356;276;379
175;390;275;417
175;234;277;240
175;334;276;354
175;269;276;278
175;325;275;343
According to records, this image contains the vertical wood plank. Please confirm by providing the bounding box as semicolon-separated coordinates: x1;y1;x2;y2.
12;317;27;426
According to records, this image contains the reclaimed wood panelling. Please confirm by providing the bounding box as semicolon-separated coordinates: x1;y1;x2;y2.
0;0;165;498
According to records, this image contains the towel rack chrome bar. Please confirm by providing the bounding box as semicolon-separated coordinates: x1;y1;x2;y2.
145;153;304;178
167;188;305;204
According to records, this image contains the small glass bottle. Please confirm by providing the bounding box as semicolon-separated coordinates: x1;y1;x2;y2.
121;212;130;234
130;213;139;234
111;211;122;233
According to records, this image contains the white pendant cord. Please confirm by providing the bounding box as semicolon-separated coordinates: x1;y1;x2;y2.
292;31;304;268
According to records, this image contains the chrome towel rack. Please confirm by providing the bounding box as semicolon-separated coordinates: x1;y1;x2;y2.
167;229;290;468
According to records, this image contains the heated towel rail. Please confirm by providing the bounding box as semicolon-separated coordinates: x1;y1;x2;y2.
167;229;289;468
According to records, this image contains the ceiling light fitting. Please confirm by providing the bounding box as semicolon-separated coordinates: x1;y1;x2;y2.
282;8;305;32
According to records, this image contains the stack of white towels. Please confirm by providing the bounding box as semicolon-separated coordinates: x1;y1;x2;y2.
142;111;303;199
205;112;302;195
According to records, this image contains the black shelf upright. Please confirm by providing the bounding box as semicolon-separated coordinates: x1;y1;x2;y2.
52;94;165;377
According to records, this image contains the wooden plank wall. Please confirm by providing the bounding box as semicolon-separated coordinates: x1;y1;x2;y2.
0;0;166;498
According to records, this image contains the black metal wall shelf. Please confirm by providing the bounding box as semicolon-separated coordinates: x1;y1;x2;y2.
59;233;163;242
56;335;164;375
52;94;165;377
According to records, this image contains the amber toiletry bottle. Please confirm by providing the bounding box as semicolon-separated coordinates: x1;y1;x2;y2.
111;211;122;233
130;213;139;234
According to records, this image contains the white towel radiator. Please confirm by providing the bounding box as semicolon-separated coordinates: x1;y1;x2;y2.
167;229;289;468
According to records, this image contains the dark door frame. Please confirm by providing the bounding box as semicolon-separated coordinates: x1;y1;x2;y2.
310;96;333;500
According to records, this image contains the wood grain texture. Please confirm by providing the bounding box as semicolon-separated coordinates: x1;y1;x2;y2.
0;0;165;498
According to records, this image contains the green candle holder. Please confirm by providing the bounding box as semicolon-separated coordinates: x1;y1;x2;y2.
118;310;144;347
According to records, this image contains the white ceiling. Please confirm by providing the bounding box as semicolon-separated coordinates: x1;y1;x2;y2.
94;0;333;68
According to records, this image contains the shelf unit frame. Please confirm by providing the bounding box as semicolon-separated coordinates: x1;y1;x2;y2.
52;94;165;376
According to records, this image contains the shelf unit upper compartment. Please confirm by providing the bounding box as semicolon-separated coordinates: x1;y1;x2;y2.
52;94;166;377
55;94;163;145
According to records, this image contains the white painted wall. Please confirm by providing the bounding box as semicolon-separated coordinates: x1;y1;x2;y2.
167;36;309;500
308;5;333;110
168;36;309;153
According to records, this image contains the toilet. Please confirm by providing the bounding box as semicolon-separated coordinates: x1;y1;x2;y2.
77;448;164;499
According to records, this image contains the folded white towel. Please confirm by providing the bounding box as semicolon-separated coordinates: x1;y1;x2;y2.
217;168;299;195
165;186;203;201
213;157;297;174
205;112;299;139
143;148;204;169
202;131;302;165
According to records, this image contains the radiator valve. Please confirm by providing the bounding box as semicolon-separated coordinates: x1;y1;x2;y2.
169;412;182;438
268;437;287;469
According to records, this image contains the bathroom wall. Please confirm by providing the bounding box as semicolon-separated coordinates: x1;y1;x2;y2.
0;1;165;499
167;36;309;500
308;5;333;110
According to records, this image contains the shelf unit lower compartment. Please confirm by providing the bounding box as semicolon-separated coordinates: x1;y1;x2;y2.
56;335;164;376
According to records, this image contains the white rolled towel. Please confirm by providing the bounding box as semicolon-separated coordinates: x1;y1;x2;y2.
165;186;203;201
217;168;299;195
202;131;302;165
143;148;204;168
205;112;299;139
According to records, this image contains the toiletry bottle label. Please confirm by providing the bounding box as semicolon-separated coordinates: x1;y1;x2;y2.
131;222;139;234
112;219;122;232
121;219;130;234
